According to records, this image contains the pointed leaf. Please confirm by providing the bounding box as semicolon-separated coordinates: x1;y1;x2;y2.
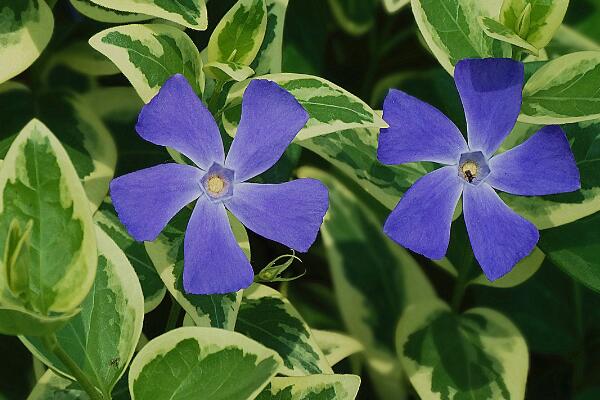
312;329;364;366
69;0;150;23
479;16;539;54
251;0;289;75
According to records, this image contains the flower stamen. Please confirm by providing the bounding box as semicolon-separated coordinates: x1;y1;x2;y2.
207;175;226;195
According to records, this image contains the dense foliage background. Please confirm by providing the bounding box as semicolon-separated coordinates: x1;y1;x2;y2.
1;0;600;399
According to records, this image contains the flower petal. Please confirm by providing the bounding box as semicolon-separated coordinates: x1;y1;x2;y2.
463;183;539;281
383;166;463;259
183;196;254;295
225;179;328;252
487;125;581;195
378;89;468;165
136;74;224;170
110;163;203;242
225;80;309;182
455;58;524;157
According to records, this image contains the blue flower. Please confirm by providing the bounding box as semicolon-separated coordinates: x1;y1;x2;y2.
377;58;580;280
110;75;329;294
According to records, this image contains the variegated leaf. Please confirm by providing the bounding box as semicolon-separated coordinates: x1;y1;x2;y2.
208;0;267;66
69;0;150;23
21;226;145;398
0;119;96;314
312;329;364;366
204;61;255;82
479;16;539;55
145;207;248;330
128;327;282;400
89;24;204;103
0;0;54;84
85;0;208;30
0;305;78;337
223;74;387;141
236;284;333;376
94;200;166;313
397;301;528;400
28;370;87;399
251;0;289;75
411;0;511;74
256;375;361;400
520;51;600;124
500;0;569;49
300;128;428;210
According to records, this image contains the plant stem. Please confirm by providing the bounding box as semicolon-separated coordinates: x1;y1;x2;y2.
165;297;182;331
450;251;474;313
41;334;104;400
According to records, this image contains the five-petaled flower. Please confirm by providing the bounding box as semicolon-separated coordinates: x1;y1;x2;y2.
110;74;329;294
377;58;580;281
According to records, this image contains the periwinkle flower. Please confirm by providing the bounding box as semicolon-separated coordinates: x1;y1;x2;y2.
378;58;580;281
110;74;328;294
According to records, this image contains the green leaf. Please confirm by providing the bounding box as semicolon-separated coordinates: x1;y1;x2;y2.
397;301;528;400
28;370;87;399
0;0;54;84
312;329;364;366
469;246;545;288
236;283;333;376
0;305;78;337
328;0;377;36
520;51;600;124
500;0;569;49
256;375;361;400
251;0;289;75
0;83;118;213
479;16;539;54
69;0;150;23
21;226;145;398
128;327;282;400
538;212;600;293
0;119;97;314
208;0;268;65
89;23;205;103
204;61;255;82
145;207;248;330
300;128;428;210
411;0;511;74
382;0;410;14
94;200;166;313
501;119;600;229
223;75;387;141
85;0;208;30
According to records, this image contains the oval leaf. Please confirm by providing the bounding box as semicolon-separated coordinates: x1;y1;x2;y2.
223;74;387;141
128;327;282;400
0;0;54;84
89;24;205;103
69;0;150;23
21;226;145;397
236;283;333;376
208;0;268;65
85;0;208;30
397;301;528;400
256;375;361;400
0;119;96;314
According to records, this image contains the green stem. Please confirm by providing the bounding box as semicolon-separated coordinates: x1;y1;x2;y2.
41;334;104;400
450;252;474;313
165;297;182;331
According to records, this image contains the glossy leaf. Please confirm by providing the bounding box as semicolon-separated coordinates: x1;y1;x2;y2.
208;0;268;66
520;51;600;124
28;370;87;399
411;0;511;74
145;207;248;330
236;284;333;376
94;200;166;313
21;226;145;398
128;327;282;400
69;0;150;23
0;119;96;314
223;75;387;141
0;0;54;84
479;16;539;54
204;61;255;82
251;0;289;75
256;375;361;400
397;301;528;400
85;0;208;30
89;24;204;103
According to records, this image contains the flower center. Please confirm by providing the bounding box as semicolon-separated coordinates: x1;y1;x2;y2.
457;151;490;185
207;175;226;195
